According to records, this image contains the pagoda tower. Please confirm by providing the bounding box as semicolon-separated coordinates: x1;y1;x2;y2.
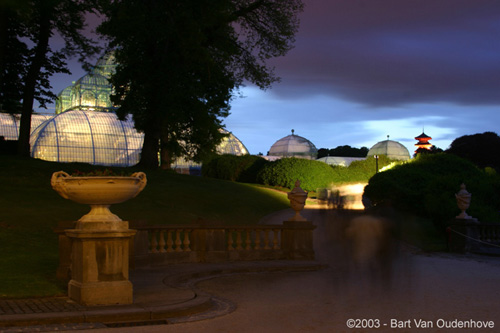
415;131;432;153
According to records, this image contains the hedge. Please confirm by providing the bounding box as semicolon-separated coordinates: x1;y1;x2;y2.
201;154;269;183
364;153;500;228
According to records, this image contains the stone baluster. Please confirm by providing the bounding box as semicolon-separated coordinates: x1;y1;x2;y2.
236;230;243;250
158;230;166;253
175;230;182;252
263;230;271;249
254;230;261;250
151;231;159;253
183;229;191;252
273;229;280;249
228;230;234;251
245;231;252;250
166;230;174;252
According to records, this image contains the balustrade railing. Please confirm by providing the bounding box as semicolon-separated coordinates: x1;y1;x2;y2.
55;220;316;275
132;222;315;266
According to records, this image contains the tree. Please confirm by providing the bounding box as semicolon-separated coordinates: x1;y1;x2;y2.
446;132;500;171
317;145;369;158
0;1;28;113
98;0;303;169
1;0;100;156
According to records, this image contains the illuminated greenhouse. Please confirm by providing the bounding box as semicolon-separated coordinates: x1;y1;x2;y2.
367;138;410;161
268;129;317;159
30;110;143;166
0;113;53;141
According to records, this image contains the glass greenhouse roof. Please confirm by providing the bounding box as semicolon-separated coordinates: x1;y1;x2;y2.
0;113;53;140
269;131;317;159
367;139;410;160
317;156;365;167
30;110;143;167
91;52;117;80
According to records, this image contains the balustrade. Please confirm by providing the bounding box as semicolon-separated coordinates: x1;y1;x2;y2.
132;222;315;266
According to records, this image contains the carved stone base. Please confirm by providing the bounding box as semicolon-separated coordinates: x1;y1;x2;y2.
66;227;136;306
68;280;133;306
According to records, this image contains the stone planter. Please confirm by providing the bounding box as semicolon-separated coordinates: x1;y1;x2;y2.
51;171;147;306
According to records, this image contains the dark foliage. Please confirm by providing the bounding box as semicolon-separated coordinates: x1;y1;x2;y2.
317;145;368;158
202;154;269;183
364;153;500;230
446;132;500;171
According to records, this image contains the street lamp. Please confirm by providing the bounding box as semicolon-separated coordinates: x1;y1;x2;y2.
374;155;379;173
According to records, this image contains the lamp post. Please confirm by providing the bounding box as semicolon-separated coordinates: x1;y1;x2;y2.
374;155;379;173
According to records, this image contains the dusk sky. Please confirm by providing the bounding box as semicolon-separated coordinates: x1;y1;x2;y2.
44;0;500;156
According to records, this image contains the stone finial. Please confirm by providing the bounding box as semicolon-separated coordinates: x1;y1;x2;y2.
287;180;308;221
455;183;472;219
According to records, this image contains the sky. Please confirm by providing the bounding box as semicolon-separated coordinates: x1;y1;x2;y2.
44;0;500;156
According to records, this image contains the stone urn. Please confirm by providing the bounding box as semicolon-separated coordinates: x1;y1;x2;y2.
51;170;146;305
287;180;308;221
455;183;472;219
51;171;147;229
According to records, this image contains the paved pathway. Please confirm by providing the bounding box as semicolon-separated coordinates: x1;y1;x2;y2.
2;207;500;332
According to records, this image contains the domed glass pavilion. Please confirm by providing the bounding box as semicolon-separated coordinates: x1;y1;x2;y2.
268;130;317;160
367;137;410;161
1;53;248;168
30;110;143;166
0;113;53;141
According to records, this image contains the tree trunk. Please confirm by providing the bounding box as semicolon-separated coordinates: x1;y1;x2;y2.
17;5;51;157
138;130;159;169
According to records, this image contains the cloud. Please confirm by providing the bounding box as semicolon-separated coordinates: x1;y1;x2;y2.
268;0;500;107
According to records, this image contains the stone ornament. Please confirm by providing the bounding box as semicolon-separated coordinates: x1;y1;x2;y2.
51;170;147;224
287;180;308;221
455;183;472;219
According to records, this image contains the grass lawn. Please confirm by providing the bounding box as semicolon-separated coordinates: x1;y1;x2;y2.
0;155;291;298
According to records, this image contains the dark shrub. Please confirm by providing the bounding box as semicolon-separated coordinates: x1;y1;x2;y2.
257;157;340;191
202;154;269;183
364;153;500;229
446;131;500;171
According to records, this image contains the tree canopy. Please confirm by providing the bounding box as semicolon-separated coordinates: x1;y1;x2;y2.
446;132;500;171
97;0;304;169
317;145;369;158
0;0;99;156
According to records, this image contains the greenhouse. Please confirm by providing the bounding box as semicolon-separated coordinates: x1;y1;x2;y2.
30;110;143;166
268;129;317;159
0;113;53;141
367;138;411;161
317;156;365;167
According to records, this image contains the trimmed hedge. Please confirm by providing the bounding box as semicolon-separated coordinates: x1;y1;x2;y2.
202;154;269;183
257;158;341;191
364;153;500;228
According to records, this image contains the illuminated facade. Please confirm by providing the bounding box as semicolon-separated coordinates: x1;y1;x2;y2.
30;110;143;166
367;137;410;161
0;113;53;141
268;129;317;160
25;53;248;168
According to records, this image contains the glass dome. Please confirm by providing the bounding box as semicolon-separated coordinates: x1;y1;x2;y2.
217;130;249;155
30;110;143;166
55;86;73;114
0;113;53;140
68;73;113;112
367;139;410;161
91;52;117;80
317;156;365;167
269;130;317;159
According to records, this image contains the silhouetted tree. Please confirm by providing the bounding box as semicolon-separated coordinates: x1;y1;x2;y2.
446;132;500;171
98;0;303;169
317;145;368;158
1;0;100;157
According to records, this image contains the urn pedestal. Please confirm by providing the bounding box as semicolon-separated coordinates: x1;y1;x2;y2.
51;171;146;306
66;225;136;305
